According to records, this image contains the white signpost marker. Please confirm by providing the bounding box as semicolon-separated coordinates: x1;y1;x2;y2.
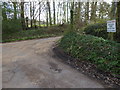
107;20;116;32
107;20;116;40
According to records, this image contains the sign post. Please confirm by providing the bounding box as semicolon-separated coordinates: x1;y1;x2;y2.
107;20;116;40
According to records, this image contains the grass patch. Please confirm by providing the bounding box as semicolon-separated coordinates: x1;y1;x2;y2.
59;31;120;76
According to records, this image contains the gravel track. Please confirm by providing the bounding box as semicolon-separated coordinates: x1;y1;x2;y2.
2;37;104;88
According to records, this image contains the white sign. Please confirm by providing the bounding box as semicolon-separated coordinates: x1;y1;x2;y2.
107;20;116;32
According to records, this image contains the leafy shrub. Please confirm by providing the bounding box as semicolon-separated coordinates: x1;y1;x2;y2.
2;19;22;34
59;32;120;75
84;23;108;39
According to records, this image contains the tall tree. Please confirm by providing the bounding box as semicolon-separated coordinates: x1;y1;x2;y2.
57;2;60;24
85;2;89;24
2;2;7;20
117;1;120;42
21;1;25;30
90;2;97;22
66;2;69;23
74;2;82;30
47;1;52;25
99;2;104;19
12;2;17;19
78;2;82;22
63;2;66;23
30;2;33;28
53;0;56;25
46;11;49;27
32;2;35;27
57;7;59;24
39;2;41;27
86;2;89;21
110;2;117;19
70;1;74;30
99;2;111;19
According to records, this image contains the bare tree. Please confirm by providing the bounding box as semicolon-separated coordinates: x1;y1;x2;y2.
30;2;33;28
47;1;52;25
21;1;25;30
111;2;117;19
117;1;120;42
12;2;17;19
39;2;41;27
78;2;82;22
66;2;69;23
86;2;89;21
84;2;89;24
53;0;56;25
63;1;66;23
70;1;74;30
33;2;35;27
46;11;49;27
90;2;97;22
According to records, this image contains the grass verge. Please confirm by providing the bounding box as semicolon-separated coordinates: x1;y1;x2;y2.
2;26;66;43
59;31;120;76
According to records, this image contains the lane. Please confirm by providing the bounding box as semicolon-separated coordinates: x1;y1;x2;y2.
2;37;104;88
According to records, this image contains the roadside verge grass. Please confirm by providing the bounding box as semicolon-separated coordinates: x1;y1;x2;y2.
2;26;66;43
59;31;120;76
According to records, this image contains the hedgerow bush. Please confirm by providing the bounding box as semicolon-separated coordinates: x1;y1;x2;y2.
84;23;108;39
59;32;120;75
2;19;22;34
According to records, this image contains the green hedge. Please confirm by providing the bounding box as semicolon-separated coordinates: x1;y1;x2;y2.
2;19;22;34
84;23;108;39
59;32;120;75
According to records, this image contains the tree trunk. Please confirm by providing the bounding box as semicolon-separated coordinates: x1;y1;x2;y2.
39;2;41;27
117;1;120;42
86;2;89;21
70;2;74;30
85;2;89;24
78;2;82;22
46;11;49;27
57;10;59;24
2;2;7;20
47;1;52;25
53;0;56;25
63;2;66;23
30;2;33;28
67;2;69;23
90;2;97;22
33;2;35;27
99;2;104;19
90;2;94;20
26;17;28;29
74;2;82;29
13;2;17;19
21;1;25;30
111;2;117;19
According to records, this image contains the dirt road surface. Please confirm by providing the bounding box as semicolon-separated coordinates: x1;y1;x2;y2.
2;37;104;88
